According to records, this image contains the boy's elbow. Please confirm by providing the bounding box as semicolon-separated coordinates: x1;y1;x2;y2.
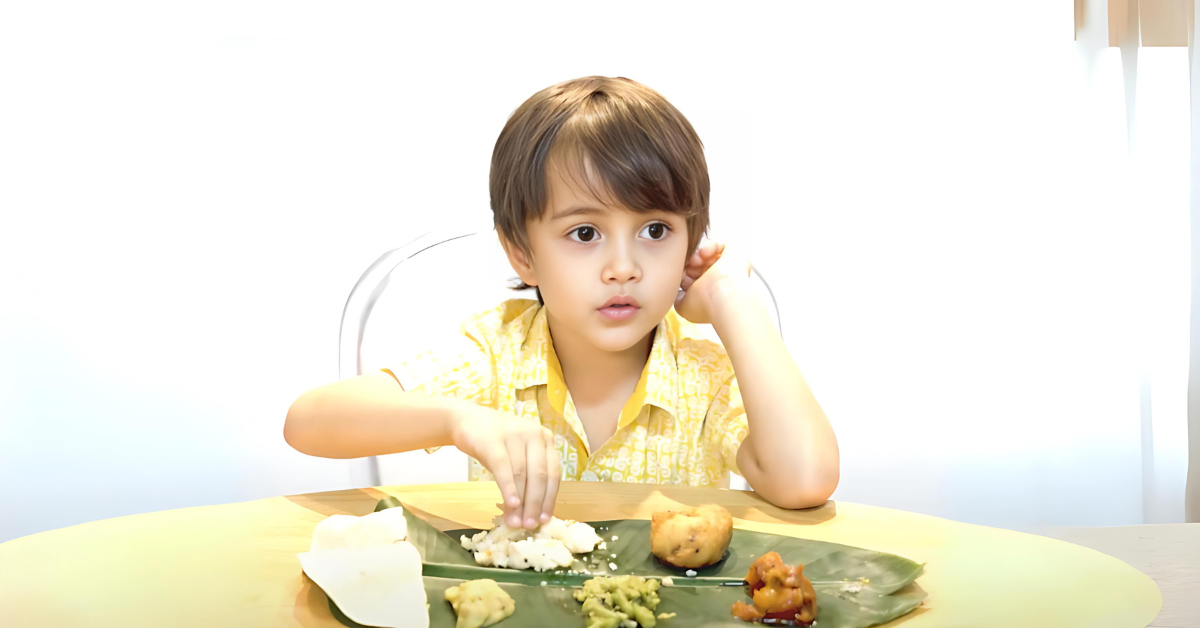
782;449;841;509
283;393;318;455
775;476;838;510
282;416;303;454
753;462;839;510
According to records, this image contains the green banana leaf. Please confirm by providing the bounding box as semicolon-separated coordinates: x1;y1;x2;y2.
323;497;927;628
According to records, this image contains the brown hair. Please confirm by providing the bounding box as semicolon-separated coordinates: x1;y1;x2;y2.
490;76;710;294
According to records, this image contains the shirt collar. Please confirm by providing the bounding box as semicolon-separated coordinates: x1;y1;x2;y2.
626;312;681;426
513;304;682;423
513;305;554;391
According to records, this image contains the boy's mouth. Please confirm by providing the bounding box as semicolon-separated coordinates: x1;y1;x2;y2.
598;295;640;321
599;295;640;309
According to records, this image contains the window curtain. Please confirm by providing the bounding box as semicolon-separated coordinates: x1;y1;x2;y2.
1076;0;1191;524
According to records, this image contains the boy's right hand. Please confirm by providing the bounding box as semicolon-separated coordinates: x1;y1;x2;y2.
450;404;561;530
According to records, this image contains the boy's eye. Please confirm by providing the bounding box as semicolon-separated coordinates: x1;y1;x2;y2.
571;226;597;242
640;222;670;240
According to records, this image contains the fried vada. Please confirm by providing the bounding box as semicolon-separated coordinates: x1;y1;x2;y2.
649;504;733;569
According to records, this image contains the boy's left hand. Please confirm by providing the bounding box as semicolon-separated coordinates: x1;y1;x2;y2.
674;241;753;325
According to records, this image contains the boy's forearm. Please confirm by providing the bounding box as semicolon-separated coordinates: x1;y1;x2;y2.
710;280;840;509
283;372;463;459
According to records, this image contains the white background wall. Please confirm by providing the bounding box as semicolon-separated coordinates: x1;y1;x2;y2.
0;2;1190;543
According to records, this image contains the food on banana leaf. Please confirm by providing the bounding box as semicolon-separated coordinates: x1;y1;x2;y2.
460;515;602;571
360;497;926;628
298;506;428;628
574;575;667;628
443;579;515;628
730;552;816;626
650;504;733;569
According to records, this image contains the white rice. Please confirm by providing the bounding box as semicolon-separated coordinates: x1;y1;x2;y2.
459;516;602;572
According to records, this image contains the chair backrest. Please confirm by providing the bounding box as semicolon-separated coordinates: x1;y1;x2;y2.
339;219;780;489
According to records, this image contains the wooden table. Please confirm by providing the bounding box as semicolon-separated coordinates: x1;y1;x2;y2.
1035;524;1199;628
0;482;1167;627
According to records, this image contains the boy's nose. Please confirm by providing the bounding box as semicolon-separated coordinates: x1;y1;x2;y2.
602;245;641;284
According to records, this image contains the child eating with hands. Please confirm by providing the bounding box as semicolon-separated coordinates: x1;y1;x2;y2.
284;76;839;530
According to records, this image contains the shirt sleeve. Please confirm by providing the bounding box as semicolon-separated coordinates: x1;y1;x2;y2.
383;316;499;454
702;374;750;477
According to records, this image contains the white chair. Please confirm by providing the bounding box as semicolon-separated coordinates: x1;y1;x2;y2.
338;216;782;492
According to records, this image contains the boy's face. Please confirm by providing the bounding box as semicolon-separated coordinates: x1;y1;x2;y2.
503;161;690;354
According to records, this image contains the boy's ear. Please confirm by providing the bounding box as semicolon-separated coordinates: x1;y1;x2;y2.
497;232;538;288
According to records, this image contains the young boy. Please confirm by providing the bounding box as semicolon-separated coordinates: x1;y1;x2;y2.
284;76;838;531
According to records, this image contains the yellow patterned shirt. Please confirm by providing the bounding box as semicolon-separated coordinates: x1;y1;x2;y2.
386;299;749;487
